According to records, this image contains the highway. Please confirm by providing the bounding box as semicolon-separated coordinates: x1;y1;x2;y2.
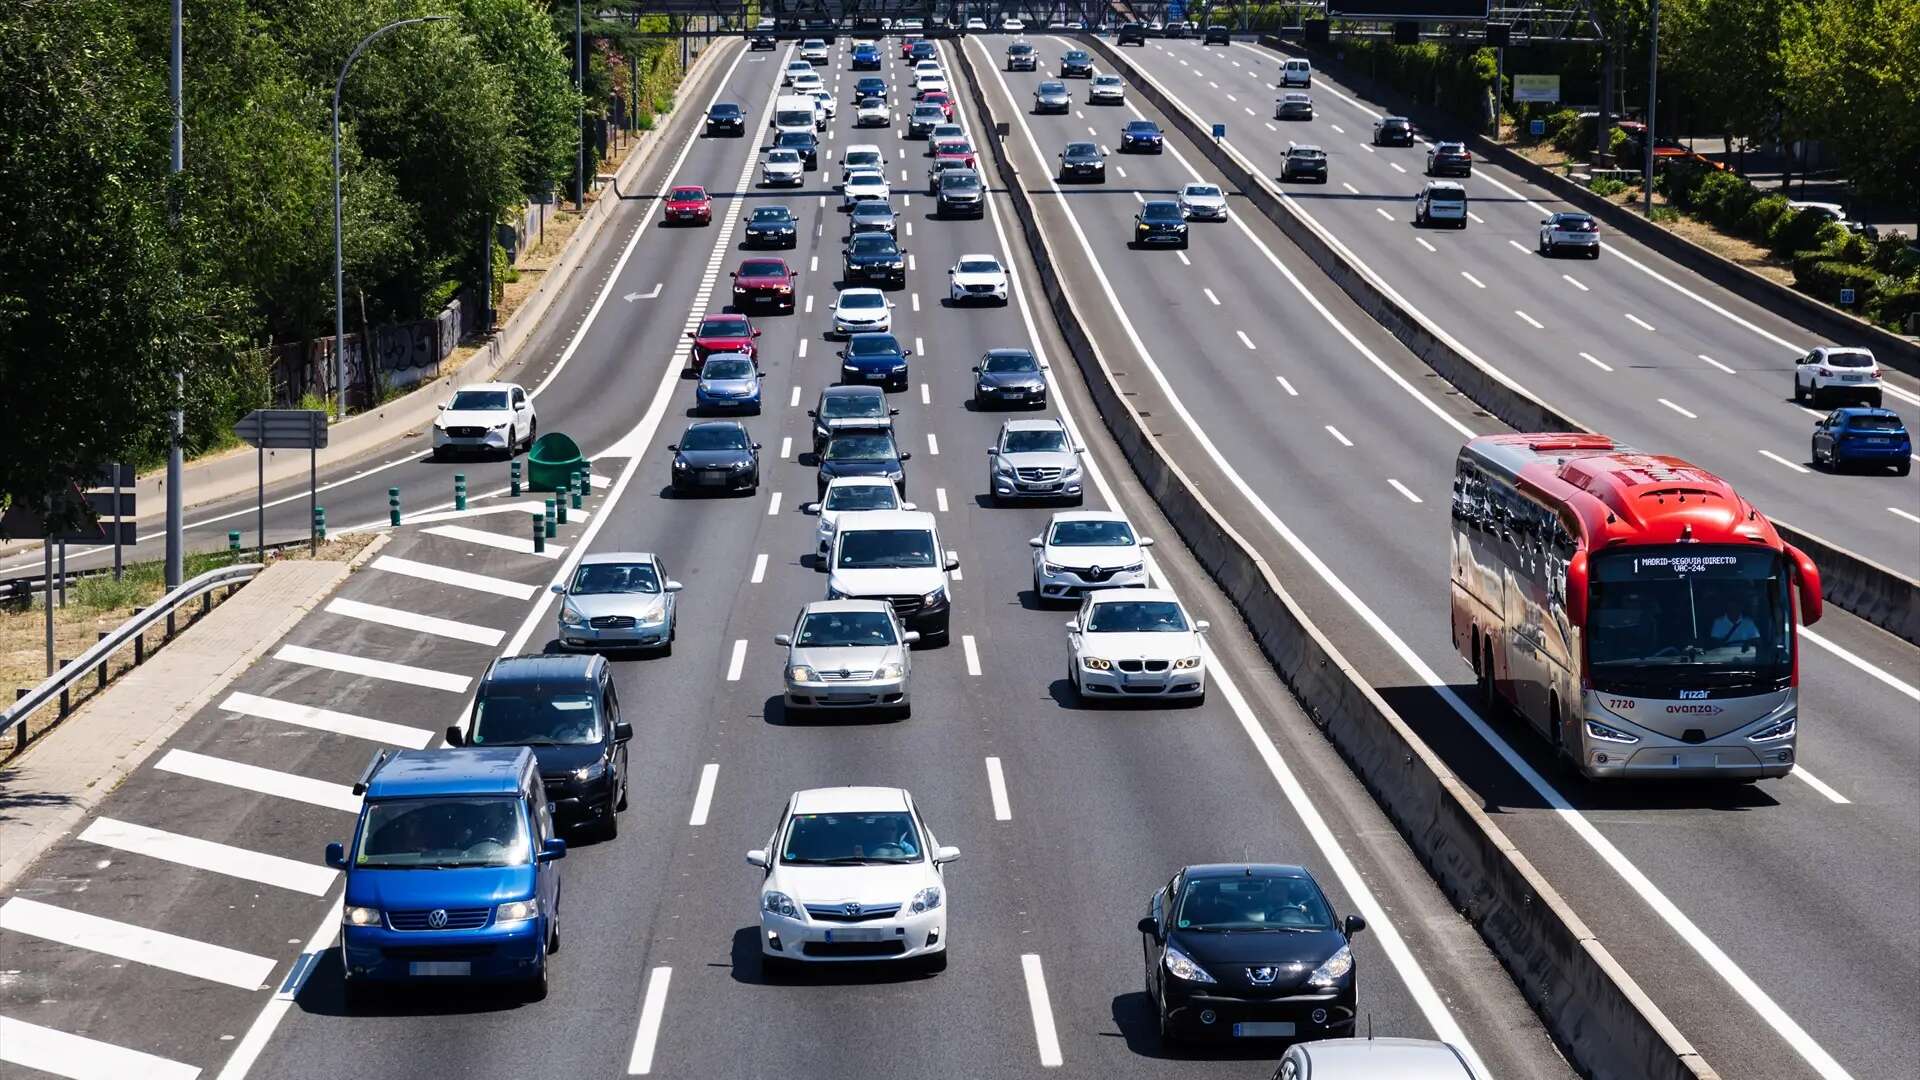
0;36;1572;1080
966;30;1919;1080
1108;34;1920;579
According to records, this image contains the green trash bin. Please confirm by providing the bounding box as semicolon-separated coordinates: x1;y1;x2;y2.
527;432;587;492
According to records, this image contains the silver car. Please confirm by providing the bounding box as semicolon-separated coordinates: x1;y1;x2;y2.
1033;80;1072;114
552;552;683;653
1273;1037;1482;1078
774;600;917;718
988;418;1085;504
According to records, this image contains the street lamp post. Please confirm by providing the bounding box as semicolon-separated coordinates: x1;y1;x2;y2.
165;0;184;591
1644;0;1659;217
332;16;449;420
575;0;585;210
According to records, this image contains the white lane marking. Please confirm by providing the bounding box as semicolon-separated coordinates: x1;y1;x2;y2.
809;255;818;272
1460;271;1486;289
751;553;769;583
1276;376;1299;396
726;639;748;681
1389;161;1406;174
1658;397;1699;419
1562;274;1590;292
1362;143;1375;153
936;487;949;512
1802;626;1920;702
1133;191;1146;204
804;294;815;313
1890;507;1920;526
1508;240;1531;254
1374;207;1393;221
1227;93;1238;102
0;896;276;991
905;221;914;236
323;598;504;646
907;253;917;271
1699;353;1736;374
920;382;931;405
1388;478;1424;503
80;817;336;896
1341;181;1358;194
1514;309;1544;329
1264;121;1277;131
1415;237;1436;252
915;336;925;355
1115;165;1128;179
0;1015;201;1080
985;757;1012;820
1625;312;1658;331
1794;767;1851;804
156;748;359;812
789;385;802;407
1329;123;1344;133
1176;251;1191;266
779;436;792;460
912;292;921;311
1325;425;1354;447
1759;450;1810;474
1580;351;1614;372
371;555;535;599
689;763;719;827
962;634;981;676
626;966;673;1074
950;565;963;582
275;644;471;694
1466;211;1484;224
1244;105;1255;116
798;338;809;358
1203;287;1221;305
927;432;941;455
1236;330;1256;350
219;691;431;748
1020;954;1064;1067
767;490;783;516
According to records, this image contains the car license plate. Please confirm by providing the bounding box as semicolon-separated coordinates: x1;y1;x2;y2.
824;928;887;943
1023;482;1059;492
409;961;471;977
1233;1021;1295;1038
1842;374;1864;382
1123;672;1160;686
1002;390;1026;399
700;471;727;485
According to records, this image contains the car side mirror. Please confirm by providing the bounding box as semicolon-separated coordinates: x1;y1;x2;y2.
1139;537;1155;547
1072;444;1086;454
444;725;465;746
1541;218;1551;225
685;331;695;339
325;842;348;870
901;501;917;511
944;555;960;572
899;451;912;461
666;444;678;452
728;270;737;277
805;408;818;418
746;849;768;868
903;631;922;645
1195;620;1210;632
986;446;998;455
537;838;567;863
614;722;634;742
933;845;961;864
1029;537;1043;548
752;328;762;337
1065;620;1078;631
437;402;447;410
1136;915;1159;937
665;580;684;592
1344;914;1368;937
751;442;763;451
890;407;900;415
550;583;566;594
774;633;792;646
802;502;821;514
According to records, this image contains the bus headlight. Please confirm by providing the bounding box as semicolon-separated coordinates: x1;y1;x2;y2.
1748;717;1796;742
1584;719;1641;744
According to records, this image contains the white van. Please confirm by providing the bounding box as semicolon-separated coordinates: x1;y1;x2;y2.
1280;58;1312;87
773;95;818;136
825;509;958;641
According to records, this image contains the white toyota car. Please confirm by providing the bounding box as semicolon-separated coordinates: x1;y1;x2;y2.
1066;588;1208;705
749;786;960;972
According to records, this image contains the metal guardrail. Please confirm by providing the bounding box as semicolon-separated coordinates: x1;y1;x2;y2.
3;563;264;754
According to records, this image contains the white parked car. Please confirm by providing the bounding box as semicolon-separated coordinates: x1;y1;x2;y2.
1088;73;1126;104
432;381;535;458
1065;588;1208;705
783;60;814;86
1030;511;1153;603
774;601;916;717
1178;182;1228;221
841;168;891;208
762;148;805;187
806;476;914;557
748;786;958;971
831;287;895;337
1794;346;1884;406
840;144;886;183
791;72;824;96
855;97;890;127
799;38;830;64
947;253;1009;305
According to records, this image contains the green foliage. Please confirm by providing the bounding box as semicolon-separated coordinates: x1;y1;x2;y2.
1779;0;1920;206
1547;109;1593;154
1607;126;1632;161
1329;39;1498;123
1794;259;1883;305
1744;194;1792;238
1589;177;1630;198
1767;210;1838;259
461;0;581;200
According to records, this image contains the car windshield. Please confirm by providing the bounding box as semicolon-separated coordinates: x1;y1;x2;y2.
936;141;969;154
711;104;740;116
1011;44;1032;54
860;97;884;108
740;260;785;277
1086;600;1188;632
1066;143;1098;157
1184;185;1221;198
703;356;755;379
1096;75;1120;85
1175;875;1333;932
1127;122;1158;133
819;392;885;419
825;484;898;511
1039;82;1066;94
699;317;750;337
1846;413;1903;431
847;151;881;167
569;561;660;595
767;150;800;164
957;258;999;273
796;610;899;647
752;207;791;223
916;106;943;118
781;810;922;865
848;335;901;357
1291;148;1326;160
471;692;602;746
851;236;895;255
853;204;891;220
824;434;896;461
1065;51;1088;61
1004;428;1068;453
777;133;813;148
355;797;530;869
670;188;704;201
1825;351;1873;368
680;425;748;451
1143;203;1183;222
837;528;935;568
1586;546;1793;695
1552;214;1590;225
840;292;885;310
1052;520;1135;546
982;351;1039;373
448;390;508;410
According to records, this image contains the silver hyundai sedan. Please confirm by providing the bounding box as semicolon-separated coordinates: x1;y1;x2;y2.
552;552;682;653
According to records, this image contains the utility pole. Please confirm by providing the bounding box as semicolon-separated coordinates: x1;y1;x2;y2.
1644;0;1659;216
575;0;585;210
165;0;184;591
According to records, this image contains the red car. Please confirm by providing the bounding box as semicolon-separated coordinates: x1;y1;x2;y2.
898;36;919;60
664;185;712;225
729;257;797;313
686;313;758;373
933;138;976;170
920;89;955;119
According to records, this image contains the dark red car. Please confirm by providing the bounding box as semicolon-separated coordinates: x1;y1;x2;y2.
920;89;955;119
933;137;976;170
664;185;712;225
730;257;797;313
898;36;919;60
686;313;758;373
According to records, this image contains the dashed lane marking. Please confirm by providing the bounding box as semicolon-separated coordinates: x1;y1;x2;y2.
689;764;719;827
984;757;1012;820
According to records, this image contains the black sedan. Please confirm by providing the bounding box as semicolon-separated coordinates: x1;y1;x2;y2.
816;428;910;498
1120;120;1164;153
809;384;897;453
743;205;798;248
773;130;819;170
1133;200;1189;248
1140;864;1366;1044
748;32;776;51
843;233;907;288
1060;49;1094;77
706;102;746;136
1058;141;1106;182
972;348;1049;408
1203;24;1231;45
667;421;761;495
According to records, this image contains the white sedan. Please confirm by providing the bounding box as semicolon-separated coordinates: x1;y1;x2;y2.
749;786;959;972
1088;73;1126;104
791;72;824;96
1065;588;1208;705
855;98;890;127
831;287;895;337
1001;18;1024;31
806;476;914;557
1030;510;1153;603
1178;182;1228;221
948;253;1009;305
915;75;950;99
842;168;891;208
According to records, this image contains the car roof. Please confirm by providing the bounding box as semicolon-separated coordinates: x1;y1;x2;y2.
579;551;659;567
1051;509;1129;525
825;475;898;489
483;653;603;691
821;384;885;400
1088;586;1181;605
832;508;935;531
1833;406;1900;419
1003;417;1066;432
364;747;532;800
845;143;882;155
957;252;1001;263
1141;199;1182;211
1818;346;1875;358
837;286;885;299
984;346;1035;358
1299;1038;1477;1074
1425;180;1467;192
456;381;520;393
791;786;912;814
686;419;748;433
1126;119;1159;127
800;598;897;618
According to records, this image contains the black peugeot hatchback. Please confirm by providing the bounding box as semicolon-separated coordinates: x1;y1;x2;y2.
1139;864;1366;1044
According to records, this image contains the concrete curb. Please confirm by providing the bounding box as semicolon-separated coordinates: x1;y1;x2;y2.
1084;32;1920;646
955;38;1718;1080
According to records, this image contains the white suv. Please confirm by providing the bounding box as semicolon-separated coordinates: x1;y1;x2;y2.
1414;181;1468;228
748;787;959;972
988;418;1085;504
1794;347;1883;407
826;509;958;640
432;381;536;458
1030;511;1153;603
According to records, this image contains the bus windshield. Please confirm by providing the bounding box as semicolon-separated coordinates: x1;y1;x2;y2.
1586;546;1793;695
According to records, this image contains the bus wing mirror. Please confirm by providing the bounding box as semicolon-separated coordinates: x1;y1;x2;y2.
1564;551;1588;627
1785;543;1822;625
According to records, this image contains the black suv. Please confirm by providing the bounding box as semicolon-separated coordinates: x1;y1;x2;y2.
937;168;985;218
1203;25;1231;45
1372;115;1415;146
1118;23;1147;46
706;102;745;136
450;654;632;838
1133;200;1189;248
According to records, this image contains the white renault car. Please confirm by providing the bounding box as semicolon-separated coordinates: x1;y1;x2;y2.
806;476;914;557
1066;588;1208;705
749;786;959;972
947;253;1009;305
830;287;895;337
432;381;536;458
1031;511;1153;603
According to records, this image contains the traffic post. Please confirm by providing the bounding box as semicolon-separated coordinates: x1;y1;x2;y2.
511;460;523;497
389;487;402;526
232;409;327;557
314;506;327;543
454;473;468;512
544;499;557;537
532;512;546;554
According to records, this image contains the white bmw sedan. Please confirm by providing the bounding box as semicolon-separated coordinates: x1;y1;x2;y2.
1066;588;1208;705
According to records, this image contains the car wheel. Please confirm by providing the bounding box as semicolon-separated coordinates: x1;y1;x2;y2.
524;959;550;1002
1157;998;1181;1045
617;771;629;812
1539;236;1548;254
599;804;619;840
1810;439;1824;470
1589;246;1601;259
1868;391;1884;408
1792;377;1806;404
1897;460;1911;476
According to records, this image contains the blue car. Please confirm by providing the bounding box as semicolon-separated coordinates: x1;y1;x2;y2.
854;75;887;100
327;746;566;1001
1812;407;1912;474
851;44;882;70
695;353;763;413
1120;119;1164;153
839;332;912;391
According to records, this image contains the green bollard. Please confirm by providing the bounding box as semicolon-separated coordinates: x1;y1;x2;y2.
389;487;401;527
555;490;569;525
580;467;593;496
544;499;557;538
227;530;241;557
510;460;522;497
313;506;327;543
569;475;582;511
454;473;468;512
532;512;545;554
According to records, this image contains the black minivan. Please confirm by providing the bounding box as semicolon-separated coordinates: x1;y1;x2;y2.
449;654;632;839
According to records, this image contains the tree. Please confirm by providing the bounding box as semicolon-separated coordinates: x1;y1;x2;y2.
462;0;579;200
1780;0;1920;206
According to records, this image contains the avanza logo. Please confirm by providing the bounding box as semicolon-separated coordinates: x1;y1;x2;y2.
1665;704;1723;715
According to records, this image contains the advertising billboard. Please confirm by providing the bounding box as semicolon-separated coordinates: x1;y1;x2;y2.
1513;74;1562;103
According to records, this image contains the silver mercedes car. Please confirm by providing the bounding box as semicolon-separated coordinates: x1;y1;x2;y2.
552;552;683;653
774;600;916;718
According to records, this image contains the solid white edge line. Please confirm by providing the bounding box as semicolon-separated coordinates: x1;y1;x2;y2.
689;763;719;827
984;756;1012;820
1799;627;1920;703
626;966;674;1074
1791;766;1850;805
1019;954;1064;1067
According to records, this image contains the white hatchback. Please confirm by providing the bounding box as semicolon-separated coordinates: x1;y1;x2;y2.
948;253;1009;305
1066;588;1208;704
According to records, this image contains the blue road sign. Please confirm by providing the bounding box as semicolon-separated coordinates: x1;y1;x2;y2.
1212;122;1227;140
1530;118;1547;137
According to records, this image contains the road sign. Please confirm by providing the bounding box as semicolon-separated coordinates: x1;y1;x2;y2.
1513;75;1561;104
1530;118;1547;137
1839;288;1856;306
232;409;328;557
1166;1;1186;19
1212;122;1227;140
1327;1;1489;17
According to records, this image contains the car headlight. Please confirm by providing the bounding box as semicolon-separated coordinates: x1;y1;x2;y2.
731;460;753;471
1748;716;1796;742
876;661;905;680
910;886;943;913
1173;655;1203;670
636;607;667;627
1585;718;1641;744
887;469;904;481
496;898;541;923
343;905;382;927
1062;463;1082;478
1306;944;1353;988
763;891;799;918
1082;656;1112;671
788;665;818;683
559;603;588;629
1042;561;1064;576
572;761;607;782
994;458;1015;475
672;457;689;470
1120;561;1144;574
490;419;511;429
1163;943;1216;983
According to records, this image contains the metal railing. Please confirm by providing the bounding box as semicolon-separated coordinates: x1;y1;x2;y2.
3;563;264;754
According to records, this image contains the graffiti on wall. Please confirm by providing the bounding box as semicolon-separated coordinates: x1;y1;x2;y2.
268;293;474;407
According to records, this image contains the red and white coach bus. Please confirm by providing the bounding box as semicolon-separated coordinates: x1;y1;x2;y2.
1450;434;1823;780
